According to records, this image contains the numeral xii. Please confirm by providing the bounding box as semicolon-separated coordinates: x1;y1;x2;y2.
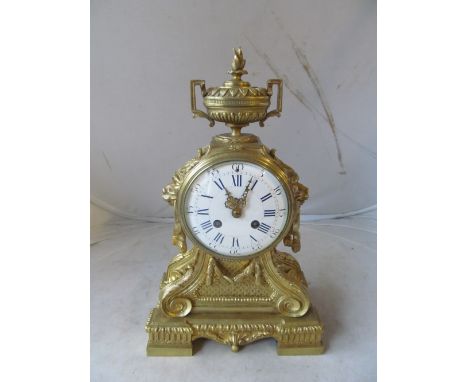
232;174;242;187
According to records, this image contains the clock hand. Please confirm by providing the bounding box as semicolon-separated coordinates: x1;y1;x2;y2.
224;187;233;200
240;177;253;202
224;177;253;218
235;177;253;211
224;187;238;211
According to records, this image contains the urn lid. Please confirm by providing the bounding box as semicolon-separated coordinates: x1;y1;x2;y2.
206;47;268;97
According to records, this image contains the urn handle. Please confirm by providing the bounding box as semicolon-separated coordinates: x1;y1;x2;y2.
260;79;283;127
190;80;215;127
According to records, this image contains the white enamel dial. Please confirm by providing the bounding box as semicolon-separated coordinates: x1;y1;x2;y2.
183;161;289;257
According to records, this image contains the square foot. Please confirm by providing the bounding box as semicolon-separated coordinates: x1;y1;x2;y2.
146;343;193;356
277;343;325;356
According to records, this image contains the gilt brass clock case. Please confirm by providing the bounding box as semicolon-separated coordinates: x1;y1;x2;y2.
146;48;324;356
176;136;295;260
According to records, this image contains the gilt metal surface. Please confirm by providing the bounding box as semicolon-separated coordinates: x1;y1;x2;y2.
147;48;324;355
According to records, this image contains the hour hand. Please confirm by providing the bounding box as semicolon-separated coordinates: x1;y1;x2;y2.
224;187;244;218
224;187;237;208
224;193;237;210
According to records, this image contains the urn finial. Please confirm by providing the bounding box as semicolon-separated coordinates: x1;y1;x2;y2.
190;48;283;135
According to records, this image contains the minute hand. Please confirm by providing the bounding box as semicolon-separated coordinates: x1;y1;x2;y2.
240;177;253;203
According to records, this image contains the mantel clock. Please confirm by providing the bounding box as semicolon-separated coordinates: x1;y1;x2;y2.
146;48;324;356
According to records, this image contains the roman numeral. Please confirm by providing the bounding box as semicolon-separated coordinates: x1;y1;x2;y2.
249;234;258;242
213;232;224;244
197;208;209;215
250;179;258;190
232;237;239;247
232;174;242;187
213;179;225;190
201;194;213;199
264;209;276;217
260;193;272;202
200;220;213;233
274;185;282;195
257;222;271;234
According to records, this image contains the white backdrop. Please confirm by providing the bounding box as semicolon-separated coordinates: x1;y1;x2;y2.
91;0;376;220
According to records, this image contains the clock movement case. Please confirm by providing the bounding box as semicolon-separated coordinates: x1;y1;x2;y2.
145;49;324;356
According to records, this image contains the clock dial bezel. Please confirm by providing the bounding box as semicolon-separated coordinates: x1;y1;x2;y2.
177;152;294;260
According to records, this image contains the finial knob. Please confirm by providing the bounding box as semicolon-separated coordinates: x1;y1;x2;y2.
228;47;248;82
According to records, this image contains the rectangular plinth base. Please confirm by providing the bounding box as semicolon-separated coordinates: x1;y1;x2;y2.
146;307;324;356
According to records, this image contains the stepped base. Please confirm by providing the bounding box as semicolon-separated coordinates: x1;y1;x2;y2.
146;307;324;356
